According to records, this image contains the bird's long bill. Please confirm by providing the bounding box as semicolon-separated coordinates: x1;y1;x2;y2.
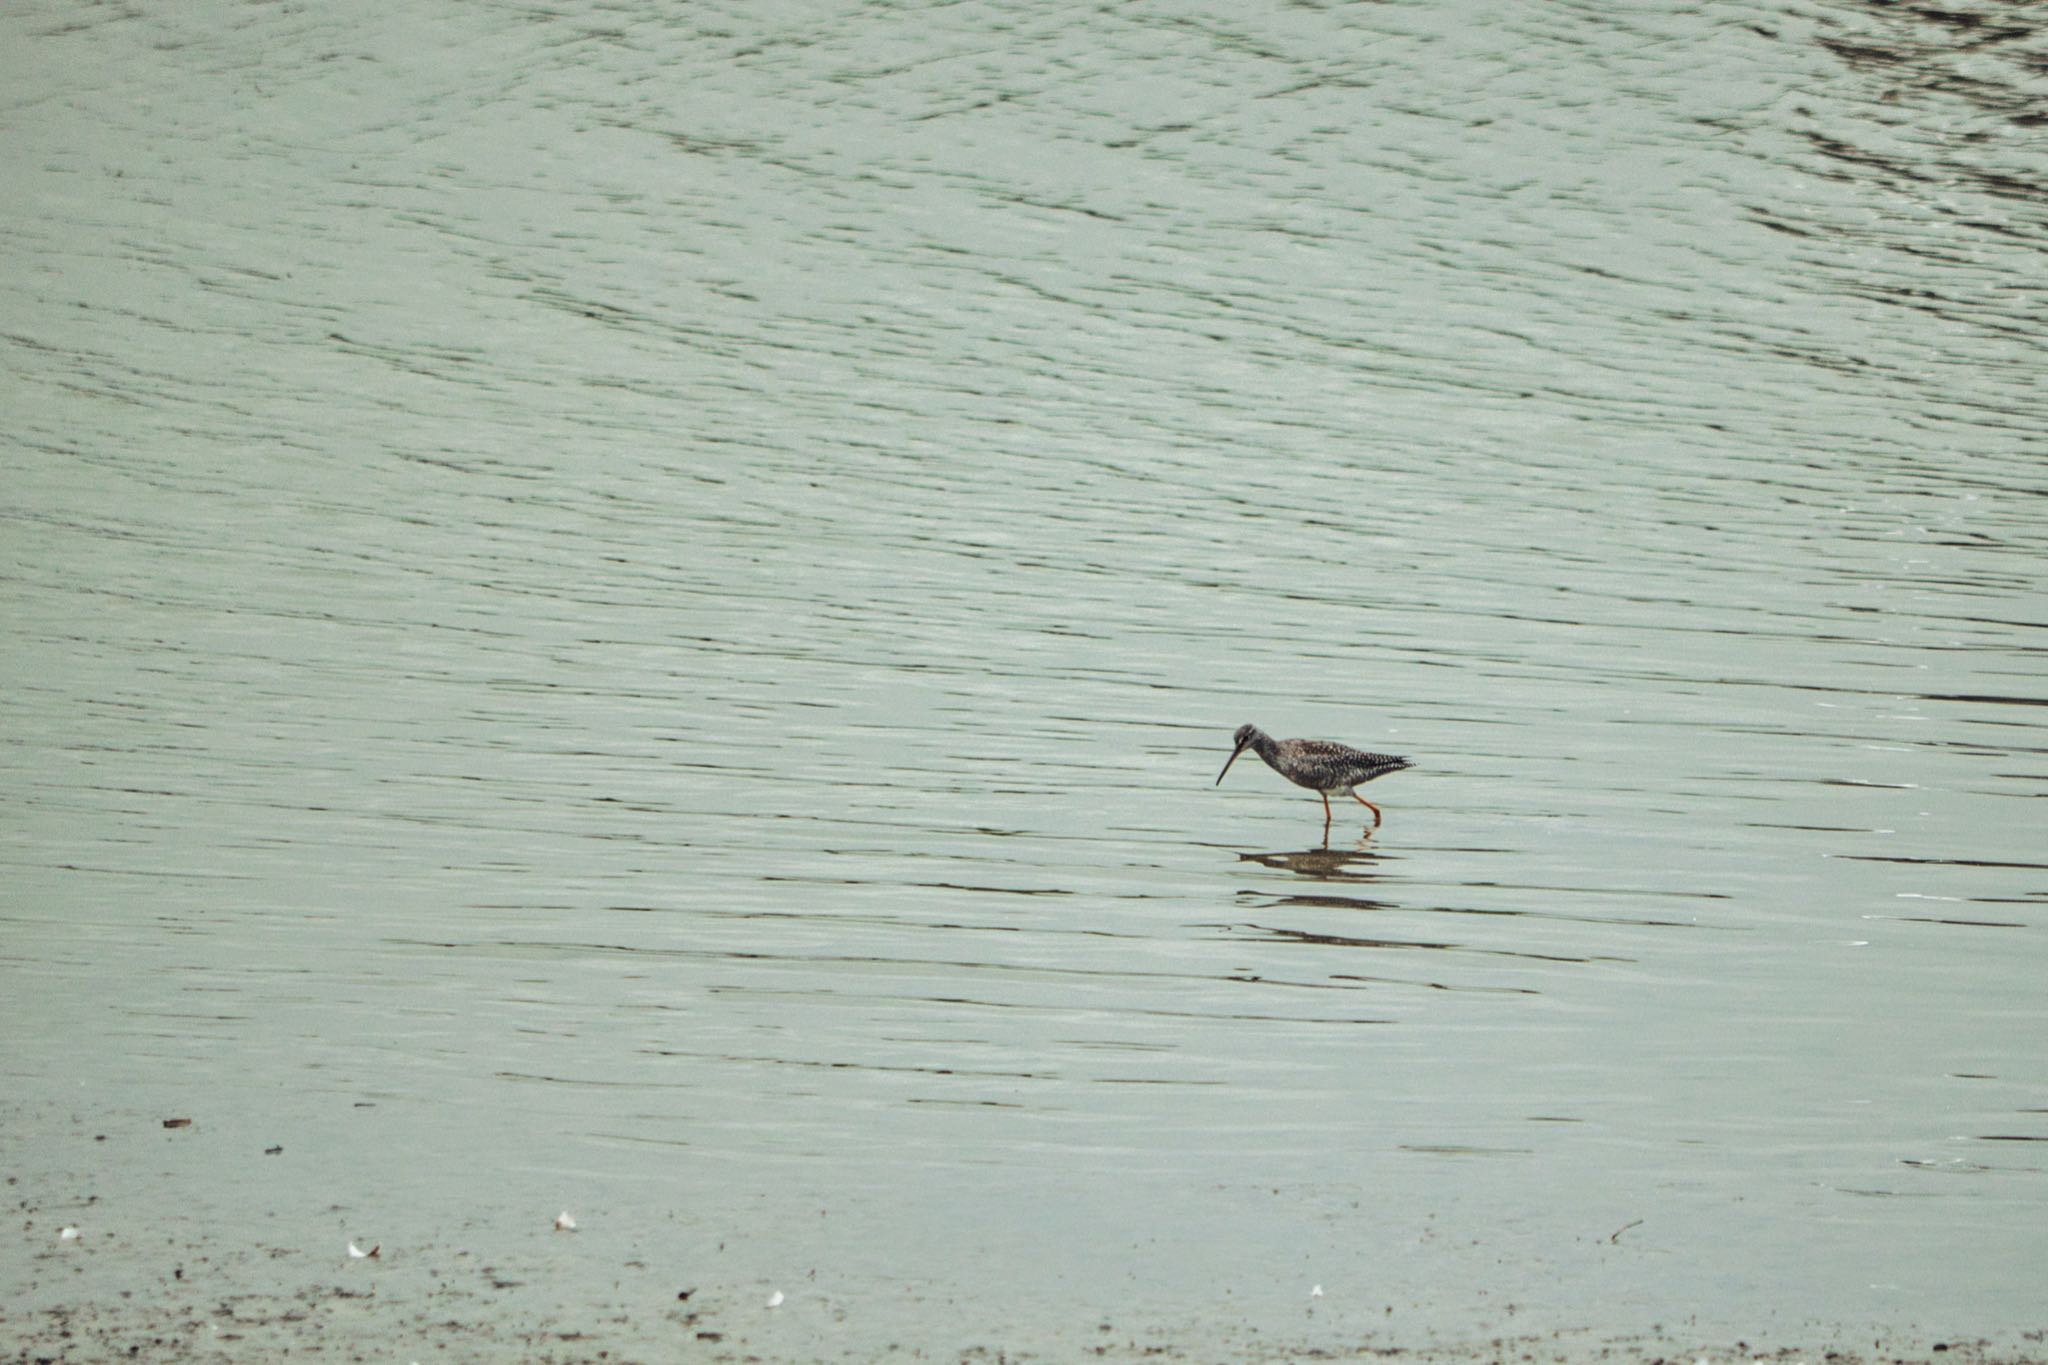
1216;741;1248;786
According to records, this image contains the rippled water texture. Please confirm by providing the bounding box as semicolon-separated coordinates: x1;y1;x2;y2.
4;0;2044;1358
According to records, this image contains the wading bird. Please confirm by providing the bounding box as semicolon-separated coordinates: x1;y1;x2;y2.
1215;723;1412;829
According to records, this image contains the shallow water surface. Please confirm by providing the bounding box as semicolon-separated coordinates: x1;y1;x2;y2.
3;0;2044;1357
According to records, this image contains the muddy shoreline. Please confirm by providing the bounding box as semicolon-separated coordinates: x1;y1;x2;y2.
8;1230;2043;1365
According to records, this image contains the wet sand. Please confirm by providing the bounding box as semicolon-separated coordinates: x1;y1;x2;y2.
8;1103;2045;1364
9;1212;2043;1365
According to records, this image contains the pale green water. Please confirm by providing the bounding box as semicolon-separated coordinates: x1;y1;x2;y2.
3;0;2044;1359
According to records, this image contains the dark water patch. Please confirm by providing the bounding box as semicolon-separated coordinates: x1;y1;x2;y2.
1328;973;1541;998
1840;855;2048;870
706;983;1395;1029
495;1071;674;1089
1887;916;2028;929
1247;891;1398;914
643;1049;1057;1083
1398;1145;1533;1158
1253;892;1709;933
1213;921;1625;968
1458;879;1730;904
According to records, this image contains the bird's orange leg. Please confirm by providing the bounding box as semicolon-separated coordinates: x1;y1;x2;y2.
1320;792;1333;824
1351;792;1384;828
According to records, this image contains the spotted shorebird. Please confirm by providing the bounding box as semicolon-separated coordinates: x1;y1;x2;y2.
1215;723;1412;828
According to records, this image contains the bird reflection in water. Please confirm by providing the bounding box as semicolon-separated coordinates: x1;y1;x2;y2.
1236;844;1382;882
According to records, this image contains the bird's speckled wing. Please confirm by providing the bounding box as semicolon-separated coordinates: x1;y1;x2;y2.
1270;738;1412;791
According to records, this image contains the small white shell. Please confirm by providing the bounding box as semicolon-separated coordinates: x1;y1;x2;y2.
554;1212;577;1232
58;1226;80;1241
766;1289;785;1308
